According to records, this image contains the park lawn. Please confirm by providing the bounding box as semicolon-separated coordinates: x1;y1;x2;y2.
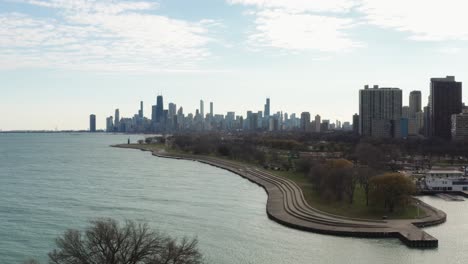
273;170;424;220
125;144;424;220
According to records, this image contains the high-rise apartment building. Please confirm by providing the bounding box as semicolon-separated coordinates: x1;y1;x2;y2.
353;113;359;134
430;76;462;139
409;91;422;118
90;114;96;132
300;112;311;131
359;85;402;138
315;115;321;133
106;116;113;132
451;110;468;141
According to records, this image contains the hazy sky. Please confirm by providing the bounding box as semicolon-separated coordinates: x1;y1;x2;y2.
1;0;468;130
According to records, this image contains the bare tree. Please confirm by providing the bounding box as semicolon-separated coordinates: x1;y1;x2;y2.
27;218;203;264
23;260;40;264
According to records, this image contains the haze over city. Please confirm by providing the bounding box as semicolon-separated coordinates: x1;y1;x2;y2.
2;0;468;130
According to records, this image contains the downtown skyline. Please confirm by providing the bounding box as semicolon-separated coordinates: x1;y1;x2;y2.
2;0;468;130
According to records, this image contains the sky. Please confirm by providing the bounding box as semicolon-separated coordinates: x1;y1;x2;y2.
1;0;468;130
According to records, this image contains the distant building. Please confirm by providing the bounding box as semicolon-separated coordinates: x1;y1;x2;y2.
264;98;270;118
114;109;120;131
156;95;164;123
359;85;402;138
352;113;359;134
409;91;422;118
315;115;321;133
402;106;410;118
400;118;409;138
430;76;462;139
168;103;177;118
409;112;424;135
342;121;352;131
300;112;311;131
210;102;214;118
423;105;431;137
269;117;279;131
321;119;330;132
451;110;468;141
90;114;96;132
200;100;204;119
106;116;114;132
138;101;144;119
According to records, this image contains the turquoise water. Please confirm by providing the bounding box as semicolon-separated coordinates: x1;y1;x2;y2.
1;133;468;263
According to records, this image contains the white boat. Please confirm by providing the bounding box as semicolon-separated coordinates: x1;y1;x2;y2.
423;170;468;191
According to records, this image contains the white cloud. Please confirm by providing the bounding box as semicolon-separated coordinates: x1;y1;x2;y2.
438;47;462;54
0;0;215;72
359;0;468;41
229;0;361;52
228;0;356;13
249;9;361;52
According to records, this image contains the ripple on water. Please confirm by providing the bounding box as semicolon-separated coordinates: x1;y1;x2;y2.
1;134;468;264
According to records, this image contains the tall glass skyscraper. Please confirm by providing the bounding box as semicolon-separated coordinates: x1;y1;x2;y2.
430;76;462;139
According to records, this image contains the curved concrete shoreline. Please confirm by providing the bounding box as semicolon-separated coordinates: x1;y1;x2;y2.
114;145;446;248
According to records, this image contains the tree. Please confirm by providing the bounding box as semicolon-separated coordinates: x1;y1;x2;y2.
355;143;385;169
28;218;203;264
357;167;378;206
370;173;415;213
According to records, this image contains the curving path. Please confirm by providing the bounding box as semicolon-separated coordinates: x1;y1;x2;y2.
114;144;446;248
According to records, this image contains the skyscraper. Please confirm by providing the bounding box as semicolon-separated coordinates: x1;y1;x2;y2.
168;103;177;118
156;95;164;123
89;114;96;132
200;100;204;118
139;101;144;119
210;102;214;117
359;85;402;138
300;112;311;132
315;115;321;133
430;76;462;139
264;98;270;118
409;91;422;118
114;109;120;131
352;113;359;134
402;106;410;118
106;116;114;132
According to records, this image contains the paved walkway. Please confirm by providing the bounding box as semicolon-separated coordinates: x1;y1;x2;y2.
115;145;447;248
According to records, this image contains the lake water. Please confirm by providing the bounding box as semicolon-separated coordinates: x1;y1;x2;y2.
1;133;468;263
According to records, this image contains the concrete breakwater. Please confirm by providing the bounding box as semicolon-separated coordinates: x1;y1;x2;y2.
114;145;447;248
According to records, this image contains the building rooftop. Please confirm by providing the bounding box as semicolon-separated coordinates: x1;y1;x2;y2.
427;170;463;174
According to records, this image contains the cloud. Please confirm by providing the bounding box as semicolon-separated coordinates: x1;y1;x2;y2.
248;9;361;52
438;47;462;54
0;0;215;72
229;0;361;52
228;0;356;13
359;0;468;41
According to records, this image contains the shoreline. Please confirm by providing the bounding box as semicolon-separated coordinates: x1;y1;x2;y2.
113;144;447;248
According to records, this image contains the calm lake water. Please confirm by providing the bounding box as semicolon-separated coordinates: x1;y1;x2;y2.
1;133;468;263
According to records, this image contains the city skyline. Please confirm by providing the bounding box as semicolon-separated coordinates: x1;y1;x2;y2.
3;0;468;130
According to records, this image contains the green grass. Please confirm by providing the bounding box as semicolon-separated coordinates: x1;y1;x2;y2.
119;144;423;220
272;170;424;220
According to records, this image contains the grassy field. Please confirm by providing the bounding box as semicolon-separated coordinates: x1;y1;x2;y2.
273;170;424;220
118;143;423;220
